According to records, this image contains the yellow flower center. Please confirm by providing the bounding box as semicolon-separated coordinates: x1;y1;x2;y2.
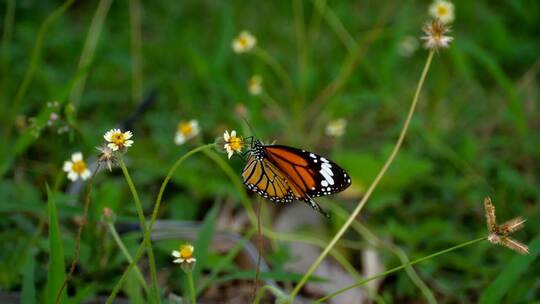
238;37;249;47
228;136;243;151
178;122;193;136
437;5;448;16
72;160;87;174
180;245;194;259
111;133;126;145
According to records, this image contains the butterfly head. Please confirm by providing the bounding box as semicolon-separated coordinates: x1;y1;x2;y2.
249;139;266;160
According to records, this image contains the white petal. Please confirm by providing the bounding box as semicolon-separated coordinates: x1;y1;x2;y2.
124;131;133;139
124;140;134;147
232;40;242;53
175;133;186;145
231;130;236;137
108;143;119;151
187;258;196;263
171;250;181;258
81;169;91;180
68;172;78;181
223;130;230;141
63;161;73;172
173;258;182;264
72;152;83;161
104;130;113;141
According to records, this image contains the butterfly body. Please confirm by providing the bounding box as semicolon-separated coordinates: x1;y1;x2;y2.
242;139;351;216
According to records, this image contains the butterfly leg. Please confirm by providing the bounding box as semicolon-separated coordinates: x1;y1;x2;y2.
303;196;329;218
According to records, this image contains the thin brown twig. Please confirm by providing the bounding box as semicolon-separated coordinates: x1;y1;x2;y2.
55;164;101;304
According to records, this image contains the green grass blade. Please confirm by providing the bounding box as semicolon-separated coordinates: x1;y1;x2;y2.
124;269;145;304
479;235;540;304
21;254;36;304
45;186;67;304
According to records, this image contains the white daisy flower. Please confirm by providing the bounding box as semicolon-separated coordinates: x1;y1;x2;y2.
63;152;91;182
248;75;263;95
104;129;134;151
172;244;196;264
223;130;244;159
429;0;455;24
325;118;347;137
175;120;200;145
232;31;257;54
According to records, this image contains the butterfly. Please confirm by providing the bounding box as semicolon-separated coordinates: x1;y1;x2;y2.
242;139;352;216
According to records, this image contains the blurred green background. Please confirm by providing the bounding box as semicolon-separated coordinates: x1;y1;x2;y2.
0;0;539;303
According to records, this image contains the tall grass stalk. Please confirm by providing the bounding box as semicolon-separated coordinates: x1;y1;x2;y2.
7;0;75;128
129;0;143;103
289;50;435;300
107;144;215;303
315;237;487;303
1;0;15;83
117;155;160;303
69;0;113;109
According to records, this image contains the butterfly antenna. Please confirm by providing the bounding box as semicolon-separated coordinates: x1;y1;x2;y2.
239;114;259;141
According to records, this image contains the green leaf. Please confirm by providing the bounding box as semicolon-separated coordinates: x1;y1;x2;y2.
45;186;68;304
21;254;36;304
479;235;540;304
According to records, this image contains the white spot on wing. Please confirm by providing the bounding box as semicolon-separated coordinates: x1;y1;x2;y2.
320;162;335;185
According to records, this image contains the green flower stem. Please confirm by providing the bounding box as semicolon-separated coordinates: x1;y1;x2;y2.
253;47;295;99
107;144;215;303
117;155;160;303
186;271;197;304
289;51;435;301
314;237;487;303
105;220;150;295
